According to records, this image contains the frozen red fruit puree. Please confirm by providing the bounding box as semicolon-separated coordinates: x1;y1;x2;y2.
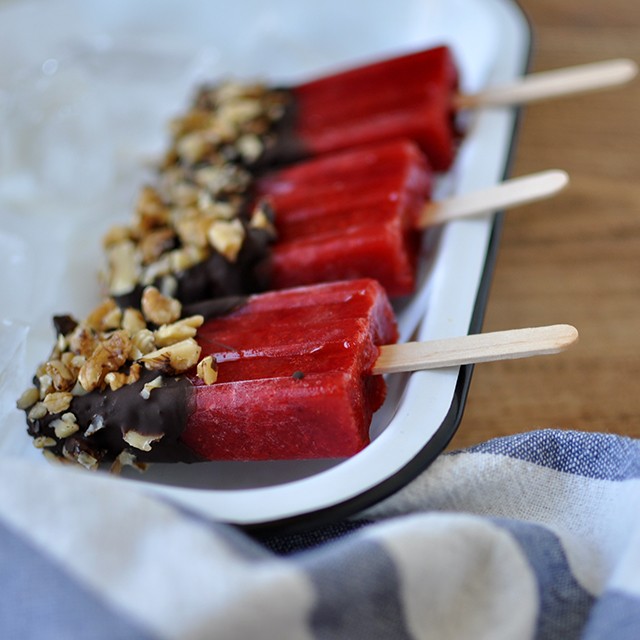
20;279;398;468
255;139;432;297
283;45;459;171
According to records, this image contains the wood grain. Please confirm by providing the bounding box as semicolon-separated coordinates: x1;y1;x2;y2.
448;1;640;450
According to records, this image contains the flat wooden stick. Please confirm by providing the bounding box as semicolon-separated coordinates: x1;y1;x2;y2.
372;324;578;375
419;169;569;227
455;58;638;110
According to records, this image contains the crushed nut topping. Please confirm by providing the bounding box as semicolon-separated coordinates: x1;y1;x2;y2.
51;413;79;439
42;391;73;414
140;375;164;400
154;315;204;347
33;436;57;449
196;355;218;385
141;286;182;325
19;289;214;470
85;414;106;436
110;450;147;475
139;338;201;375
16;387;40;411
101;81;287;299
123;429;164;452
207;218;245;262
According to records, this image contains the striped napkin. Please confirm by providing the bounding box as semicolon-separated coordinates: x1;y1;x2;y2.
1;428;638;639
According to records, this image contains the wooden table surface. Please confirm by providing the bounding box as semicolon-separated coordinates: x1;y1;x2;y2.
448;0;640;450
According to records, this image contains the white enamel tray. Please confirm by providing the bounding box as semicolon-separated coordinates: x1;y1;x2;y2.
0;0;531;529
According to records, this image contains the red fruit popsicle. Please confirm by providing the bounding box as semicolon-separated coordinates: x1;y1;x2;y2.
257;139;432;297
253;140;568;297
21;279;398;468
185;278;398;461
176;45;458;173
175;48;636;176
108;138;566;306
106;138;432;305
279;45;459;172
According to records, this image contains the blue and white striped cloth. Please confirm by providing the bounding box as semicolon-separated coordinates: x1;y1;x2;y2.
2;429;639;639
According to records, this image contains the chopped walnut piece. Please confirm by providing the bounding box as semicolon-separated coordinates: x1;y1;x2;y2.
43;359;74;392
76;451;100;471
130;329;156;359
86;298;122;332
195;191;228;218
27;402;48;420
194;164;250;195
106;240;140;296
159;274;178;299
60;351;84;378
123;429;164;452
140;375;163;400
141;254;172;285
103;225;133;249
207;218;245;262
166;179;199;207
136;186;169;230
175;215;211;249
68;326;98;358
139;338;201;375
141;286;182;325
122;308;147;335
110;450;147;475
37;373;54;399
249;204;276;235
71;380;89;397
139;228;176;264
43;391;73;414
176;132;209;164
33;436;57;449
16;387;40;410
78;330;132;392
104;371;126;391
168;245;207;274
105;363;141;391
42;450;65;464
85;414;106;436
215;80;261;102
197;355;218;385
51;413;79;439
237;133;263;163
154;315;204;347
56;333;68;352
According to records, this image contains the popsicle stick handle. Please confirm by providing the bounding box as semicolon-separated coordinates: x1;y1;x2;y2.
420;169;569;227
372;324;578;375
456;58;638;110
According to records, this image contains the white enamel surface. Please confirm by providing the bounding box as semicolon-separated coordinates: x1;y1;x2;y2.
0;0;531;525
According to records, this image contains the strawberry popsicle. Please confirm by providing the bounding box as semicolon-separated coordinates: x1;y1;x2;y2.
169;45;459;172
276;45;459;171
19;279;398;469
254;139;432;297
105;139;432;306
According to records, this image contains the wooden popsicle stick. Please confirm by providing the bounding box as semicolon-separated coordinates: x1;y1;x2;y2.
372;324;578;375
455;58;638;110
419;169;569;227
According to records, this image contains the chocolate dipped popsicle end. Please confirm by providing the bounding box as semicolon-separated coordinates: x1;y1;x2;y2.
16;287;237;472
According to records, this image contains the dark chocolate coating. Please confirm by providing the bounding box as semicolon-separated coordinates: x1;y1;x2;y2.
28;369;199;465
253;89;308;169
114;225;273;311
